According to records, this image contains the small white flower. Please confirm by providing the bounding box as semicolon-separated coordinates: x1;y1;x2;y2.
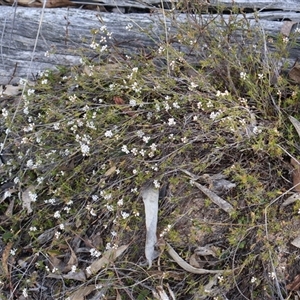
153;180;160;189
250;277;257;283
41;79;48;85
168;118;176;126
282;36;289;44
129;99;137;106
90;248;101;258
268;272;276;279
258;73;264;80
27;89;35;96
80;143;90;156
117;198;123;206
92;195;99;201
126;23;133;30
240;72;247;80
136;130;144;138
121;145;130;154
90;41;99;49
2;108;8;119
29;226;37;231
210;111;221;120
104;130;113;138
22;288;28;298
10;248;17;256
71;265;77;273
54;211;61;219
111;231;117;237
142;136;151;143
121;211;129;219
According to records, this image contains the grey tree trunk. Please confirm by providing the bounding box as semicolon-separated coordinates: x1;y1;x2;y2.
0;5;299;84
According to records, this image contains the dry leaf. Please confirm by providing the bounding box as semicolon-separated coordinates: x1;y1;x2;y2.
281;193;300;207
289;61;300;83
290;116;300;137
194;182;234;213
166;242;223;274
47;270;86;282
68;285;95;300
141;184;159;268
291;235;300;249
2;242;13;277
21;185;36;214
104;165;116;177
0;84;22;96
63;242;78;273
87;244;128;277
287;274;300;291
280;21;296;37
153;286;170;300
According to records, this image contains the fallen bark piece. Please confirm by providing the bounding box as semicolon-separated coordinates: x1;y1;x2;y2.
166;242;223;274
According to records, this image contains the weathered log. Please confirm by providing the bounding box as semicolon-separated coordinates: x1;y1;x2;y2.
0;6;300;84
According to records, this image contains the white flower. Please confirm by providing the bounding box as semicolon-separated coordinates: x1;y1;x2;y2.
29;226;37;231
121;145;130;154
129;99;137;106
104;130;113;138
172;101;180;108
27;89;35;96
168;118;176;126
258;73;264;80
240;72;247;80
54;211;61;219
126;23;133;30
117;198;124;206
2;108;8;119
90;41;99;49
10;248;17;256
41;79;48;85
92;195;99;201
80;143;90;156
22;288;28;298
210;111;221;120
121;211;129;219
29;191;37;202
153;180;160;189
90;248;101;258
136;130;144;138
142;136;151;143
150;143;157;151
26;159;34;168
250;277;257;283
71;265;77;273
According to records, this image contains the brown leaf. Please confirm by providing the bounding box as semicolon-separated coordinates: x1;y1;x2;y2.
87;244;128;277
289;60;300;83
104;165;116;177
287;274;300;291
68;285;95;300
291;158;300;192
2;242;13;277
63;242;78;273
113;96;125;105
280;21;296;37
